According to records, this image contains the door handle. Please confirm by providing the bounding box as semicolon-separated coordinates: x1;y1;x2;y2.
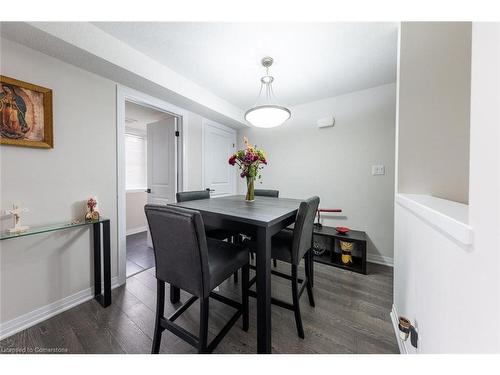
205;188;215;192
145;188;151;193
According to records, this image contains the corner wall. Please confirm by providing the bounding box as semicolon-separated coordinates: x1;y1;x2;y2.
397;22;471;204
392;22;499;353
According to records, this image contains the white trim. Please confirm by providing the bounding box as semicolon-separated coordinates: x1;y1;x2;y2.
393;22;402;262
126;226;148;236
0;277;119;341
396;193;473;245
390;304;408;354
201;118;237;196
367;253;394;267
117;85;188;286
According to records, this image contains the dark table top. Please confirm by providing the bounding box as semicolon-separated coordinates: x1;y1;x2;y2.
170;195;303;227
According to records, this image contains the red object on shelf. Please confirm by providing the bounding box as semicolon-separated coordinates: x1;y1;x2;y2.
335;226;350;234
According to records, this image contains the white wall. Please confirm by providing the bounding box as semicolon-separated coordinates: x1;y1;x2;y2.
397;22;471;204
466;22;500;352
238;83;397;264
0;39;117;325
185;112;203;190
394;196;474;353
126;192;147;234
392;22;500;353
0;38;207;337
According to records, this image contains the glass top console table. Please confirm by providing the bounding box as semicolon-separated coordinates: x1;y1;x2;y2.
1;219;112;308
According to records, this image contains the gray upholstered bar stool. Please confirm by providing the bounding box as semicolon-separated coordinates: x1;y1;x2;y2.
176;190;238;241
254;189;279;198
145;204;250;353
246;196;319;339
177;190;243;283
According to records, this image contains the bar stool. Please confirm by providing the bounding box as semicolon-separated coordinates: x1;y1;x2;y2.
176;190;238;242
245;196;319;338
145;204;250;353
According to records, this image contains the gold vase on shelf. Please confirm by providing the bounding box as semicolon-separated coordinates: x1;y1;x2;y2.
340;240;354;265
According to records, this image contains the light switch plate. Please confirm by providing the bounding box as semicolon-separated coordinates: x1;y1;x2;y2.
372;165;385;176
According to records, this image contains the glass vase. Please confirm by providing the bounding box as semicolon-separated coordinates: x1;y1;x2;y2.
245;176;255;202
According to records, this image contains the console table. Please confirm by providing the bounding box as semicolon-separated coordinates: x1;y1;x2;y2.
312;225;367;275
0;219;112;307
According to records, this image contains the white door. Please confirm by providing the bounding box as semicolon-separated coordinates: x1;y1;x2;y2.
203;121;236;197
146;117;177;245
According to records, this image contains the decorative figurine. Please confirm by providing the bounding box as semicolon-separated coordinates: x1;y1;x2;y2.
340;240;354;265
5;204;30;233
85;197;100;221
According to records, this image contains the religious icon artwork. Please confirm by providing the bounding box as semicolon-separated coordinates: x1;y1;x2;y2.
0;75;53;148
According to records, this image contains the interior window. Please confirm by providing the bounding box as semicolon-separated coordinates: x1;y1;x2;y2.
125;133;147;191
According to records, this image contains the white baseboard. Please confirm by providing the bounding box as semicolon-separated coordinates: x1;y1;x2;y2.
126;226;148;236
390;304;407;354
367;253;394;267
0;276;120;341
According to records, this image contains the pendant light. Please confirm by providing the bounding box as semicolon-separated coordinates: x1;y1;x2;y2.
245;57;291;128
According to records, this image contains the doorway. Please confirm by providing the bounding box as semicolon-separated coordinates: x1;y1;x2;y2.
117;86;187;284
124;102;178;277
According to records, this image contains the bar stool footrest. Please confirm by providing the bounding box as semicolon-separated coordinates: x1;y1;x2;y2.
159;291;243;353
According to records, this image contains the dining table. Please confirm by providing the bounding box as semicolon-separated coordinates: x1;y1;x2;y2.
169;194;303;353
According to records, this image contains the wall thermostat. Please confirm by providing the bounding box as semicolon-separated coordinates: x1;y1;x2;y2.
317;116;335;128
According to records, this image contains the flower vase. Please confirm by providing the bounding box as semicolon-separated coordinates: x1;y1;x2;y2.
246;176;255;202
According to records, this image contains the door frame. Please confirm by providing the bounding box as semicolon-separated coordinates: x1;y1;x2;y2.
201;118;237;197
117;85;188;285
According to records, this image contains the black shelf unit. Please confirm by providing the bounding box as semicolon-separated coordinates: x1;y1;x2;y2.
312;225;367;275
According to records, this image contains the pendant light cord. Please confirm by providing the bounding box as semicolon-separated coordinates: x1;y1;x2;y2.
249;57;281;108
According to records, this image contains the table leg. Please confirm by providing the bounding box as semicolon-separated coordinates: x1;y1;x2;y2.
256;226;272;353
93;222;101;300
102;220;112;307
170;285;180;303
93;221;112;308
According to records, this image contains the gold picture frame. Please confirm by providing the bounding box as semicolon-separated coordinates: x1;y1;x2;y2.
0;75;53;149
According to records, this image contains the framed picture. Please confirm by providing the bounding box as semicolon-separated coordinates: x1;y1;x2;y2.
0;75;53;149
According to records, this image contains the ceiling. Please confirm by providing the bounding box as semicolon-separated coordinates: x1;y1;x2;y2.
125;101;172;132
93;22;398;109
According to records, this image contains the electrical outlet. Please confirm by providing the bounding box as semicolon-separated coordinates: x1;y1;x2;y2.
371;165;385;176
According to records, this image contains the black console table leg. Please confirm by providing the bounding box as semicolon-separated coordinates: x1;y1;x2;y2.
102;220;112;307
170;285;180;303
93;220;111;308
93;223;102;300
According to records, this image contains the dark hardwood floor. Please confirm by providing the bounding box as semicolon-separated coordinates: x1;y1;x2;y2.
0;261;398;354
126;232;155;278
